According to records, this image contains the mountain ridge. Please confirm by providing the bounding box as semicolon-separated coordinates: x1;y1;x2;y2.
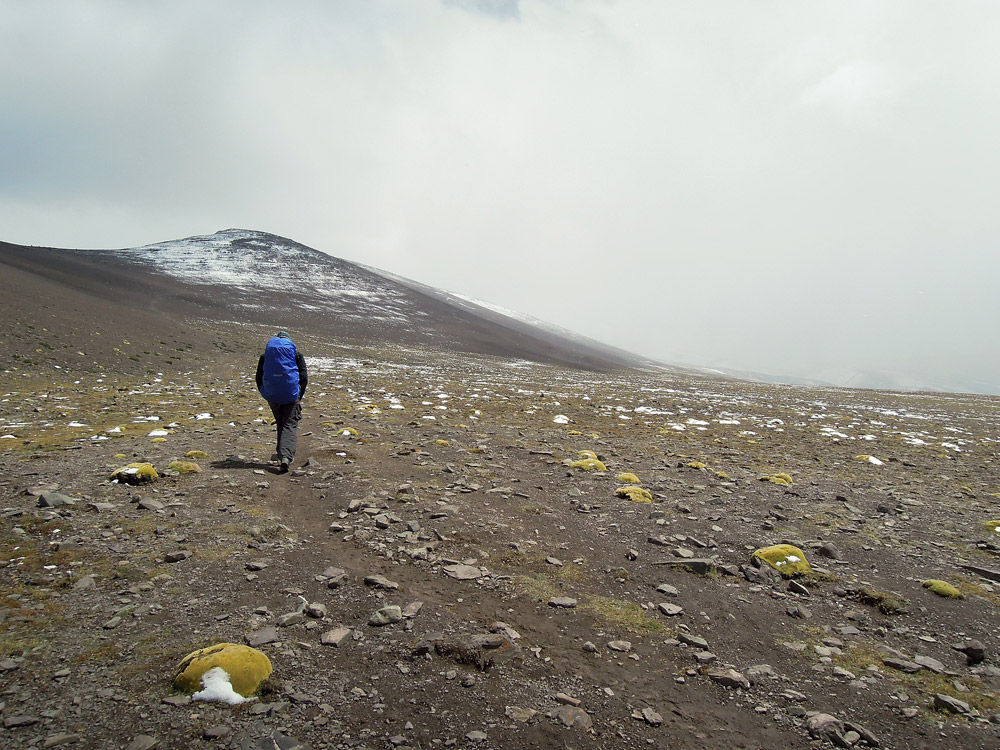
0;229;670;375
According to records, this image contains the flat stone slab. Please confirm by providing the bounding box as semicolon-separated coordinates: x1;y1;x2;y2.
321;627;352;646
246;626;279;647
443;565;482;581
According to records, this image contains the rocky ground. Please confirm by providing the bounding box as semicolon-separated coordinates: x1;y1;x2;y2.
2;318;1000;750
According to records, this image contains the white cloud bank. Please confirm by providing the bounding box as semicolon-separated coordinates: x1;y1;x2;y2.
2;1;999;393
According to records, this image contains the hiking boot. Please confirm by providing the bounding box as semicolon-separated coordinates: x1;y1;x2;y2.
279;462;289;474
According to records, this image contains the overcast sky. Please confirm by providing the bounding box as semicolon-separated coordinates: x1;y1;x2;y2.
3;1;999;393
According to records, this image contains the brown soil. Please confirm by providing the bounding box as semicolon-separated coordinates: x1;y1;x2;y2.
1;250;999;750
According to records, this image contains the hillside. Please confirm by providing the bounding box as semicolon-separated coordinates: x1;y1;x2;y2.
0;230;659;375
0;232;999;749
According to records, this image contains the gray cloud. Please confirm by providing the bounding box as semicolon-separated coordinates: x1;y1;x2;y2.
2;0;999;392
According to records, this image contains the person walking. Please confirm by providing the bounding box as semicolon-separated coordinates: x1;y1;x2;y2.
256;330;308;473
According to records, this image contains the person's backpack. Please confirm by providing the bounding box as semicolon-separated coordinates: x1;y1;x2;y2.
260;336;300;404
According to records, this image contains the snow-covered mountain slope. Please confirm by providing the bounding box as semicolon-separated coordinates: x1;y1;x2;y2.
0;229;659;372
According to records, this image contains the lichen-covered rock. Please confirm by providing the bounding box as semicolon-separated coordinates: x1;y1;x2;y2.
752;544;811;578
168;460;202;475
109;463;158;484
173;643;272;697
570;458;607;472
922;579;964;599
616;485;652;503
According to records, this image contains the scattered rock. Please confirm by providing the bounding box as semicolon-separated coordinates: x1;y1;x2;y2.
364;574;400;590
708;668;750;690
38;492;78;508
442;564;482;581
246;627;279;647
370;605;403;626
548;597;577;609
954;639;986;665
321;627;352;646
556;706;592;730
934;693;971;715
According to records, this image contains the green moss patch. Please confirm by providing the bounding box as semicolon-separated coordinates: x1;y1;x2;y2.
922;580;964;599
184;450;209;459
570;458;607;472
168;460;202;475
759;473;794;486
581;596;666;635
616;485;652;503
752;544;811;577
855;586;908;615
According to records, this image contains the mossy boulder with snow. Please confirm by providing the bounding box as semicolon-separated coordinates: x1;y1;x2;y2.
173;643;272;698
752;544;810;578
110;462;158;484
922;580;964;599
570;458;607;472
168;460;202;475
616;485;652;503
983;520;1000;536
577;450;598;460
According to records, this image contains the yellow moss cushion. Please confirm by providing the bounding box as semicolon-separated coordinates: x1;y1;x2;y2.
168;460;202;474
173;643;272;697
759;473;794;486
616;485;652;503
983;520;1000;535
922;580;964;599
109;463;158;484
570;458;607;472
616;473;640;484
752;544;811;577
687;461;709;470
434;439;450;447
185;450;209;459
577;450;598;459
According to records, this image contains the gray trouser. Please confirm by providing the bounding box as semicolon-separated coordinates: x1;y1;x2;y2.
269;401;302;464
